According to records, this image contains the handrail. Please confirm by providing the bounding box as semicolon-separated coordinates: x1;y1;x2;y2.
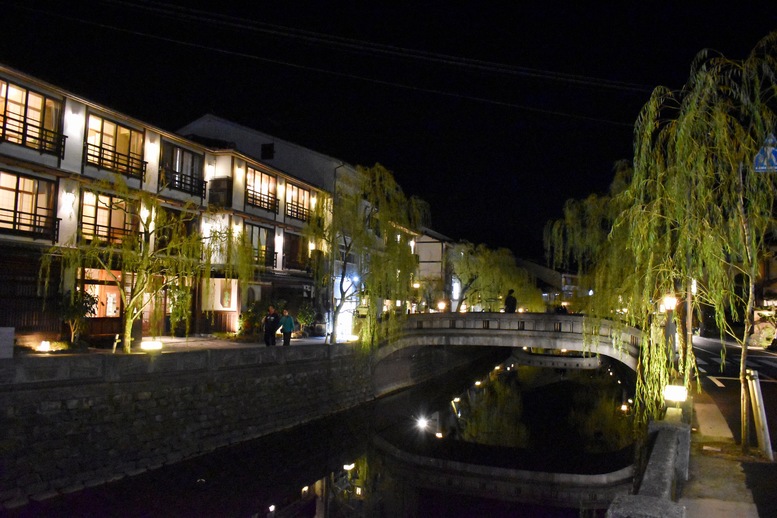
84;142;147;180
0;112;66;158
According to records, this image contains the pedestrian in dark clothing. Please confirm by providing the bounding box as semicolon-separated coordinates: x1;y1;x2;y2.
504;289;517;313
279;309;295;346
263;305;281;346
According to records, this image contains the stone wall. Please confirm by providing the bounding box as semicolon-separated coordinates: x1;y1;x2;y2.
0;344;372;508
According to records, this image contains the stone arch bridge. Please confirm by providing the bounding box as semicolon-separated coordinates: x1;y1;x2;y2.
388;312;639;367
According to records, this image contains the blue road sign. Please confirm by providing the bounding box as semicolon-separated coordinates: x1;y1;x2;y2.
754;133;777;173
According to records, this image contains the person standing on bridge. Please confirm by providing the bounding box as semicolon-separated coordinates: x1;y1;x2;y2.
279;309;295;346
263;305;282;346
504;289;517;313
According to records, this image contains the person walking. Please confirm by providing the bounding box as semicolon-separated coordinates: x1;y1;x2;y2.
263;305;281;346
504;289;517;313
279;309;295;346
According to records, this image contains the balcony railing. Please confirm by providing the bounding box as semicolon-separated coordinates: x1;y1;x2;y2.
246;188;278;213
0;113;66;158
0;206;60;243
283;254;310;271
84;142;146;181
285;201;310;221
80;221;137;245
255;247;277;268
159;166;207;198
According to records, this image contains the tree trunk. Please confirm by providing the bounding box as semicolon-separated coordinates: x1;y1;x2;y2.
122;312;134;353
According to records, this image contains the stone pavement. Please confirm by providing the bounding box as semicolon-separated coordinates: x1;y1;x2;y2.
679;390;769;518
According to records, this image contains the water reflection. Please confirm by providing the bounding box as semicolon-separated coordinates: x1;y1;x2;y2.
12;353;634;517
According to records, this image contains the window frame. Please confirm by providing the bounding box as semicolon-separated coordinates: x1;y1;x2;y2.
245;166;278;213
0;170;58;242
85;113;147;180
0;78;65;157
80;190;138;244
245;222;275;268
285;183;310;221
159;141;206;198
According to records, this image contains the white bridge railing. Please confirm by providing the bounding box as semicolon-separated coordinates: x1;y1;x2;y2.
384;312;641;370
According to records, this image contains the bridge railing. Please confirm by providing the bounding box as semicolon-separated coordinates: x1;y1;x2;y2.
407;312;640;344
402;312;642;368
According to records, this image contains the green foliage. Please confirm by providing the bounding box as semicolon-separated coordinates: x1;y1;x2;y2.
448;241;544;312
59;289;98;343
238;301;264;336
295;301;316;327
40;175;253;353
544;32;777;434
304;163;423;346
460;374;530;448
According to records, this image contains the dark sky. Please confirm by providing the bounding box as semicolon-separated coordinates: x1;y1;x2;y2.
1;1;775;261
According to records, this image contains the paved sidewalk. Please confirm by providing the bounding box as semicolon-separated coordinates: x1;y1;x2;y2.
679;391;764;517
141;334;330;351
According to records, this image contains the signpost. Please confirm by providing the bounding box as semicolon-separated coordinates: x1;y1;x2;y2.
754;133;777;173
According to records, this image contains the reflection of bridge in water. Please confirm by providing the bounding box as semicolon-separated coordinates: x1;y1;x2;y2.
372;312;642;511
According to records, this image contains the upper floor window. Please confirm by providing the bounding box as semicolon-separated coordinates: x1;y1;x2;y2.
80;190;138;244
85;114;146;180
245;166;277;213
245;222;275;268
0;170;57;242
285;184;310;221
154;207;199;251
0;79;64;157
283;232;308;271
160;141;205;198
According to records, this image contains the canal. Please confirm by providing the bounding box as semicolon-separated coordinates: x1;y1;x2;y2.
9;349;636;517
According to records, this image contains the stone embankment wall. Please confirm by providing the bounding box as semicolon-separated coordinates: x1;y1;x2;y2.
0;345;372;508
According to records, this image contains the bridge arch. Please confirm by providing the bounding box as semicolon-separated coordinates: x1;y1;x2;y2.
378;313;641;370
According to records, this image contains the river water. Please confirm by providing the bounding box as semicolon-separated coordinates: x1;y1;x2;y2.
10;350;636;517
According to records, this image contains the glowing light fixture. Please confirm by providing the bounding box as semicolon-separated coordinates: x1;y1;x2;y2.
140;340;163;352
416;417;429;430
343;463;355;471
663;384;688;403
37;341;51;352
437;301;446;311
435;432;443;438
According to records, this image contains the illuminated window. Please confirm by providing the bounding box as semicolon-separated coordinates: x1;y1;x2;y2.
85;114;146;179
245;222;275;267
0;78;63;156
81;268;122;318
245;166;277;212
80;191;137;244
0;170;56;240
160;141;205;197
285;184;310;221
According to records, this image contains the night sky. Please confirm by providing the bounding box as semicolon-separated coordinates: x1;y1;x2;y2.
1;1;775;261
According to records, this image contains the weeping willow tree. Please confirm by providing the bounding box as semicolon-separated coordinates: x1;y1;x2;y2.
304;163;426;347
448;241;544;313
546;33;777;438
41;176;249;353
